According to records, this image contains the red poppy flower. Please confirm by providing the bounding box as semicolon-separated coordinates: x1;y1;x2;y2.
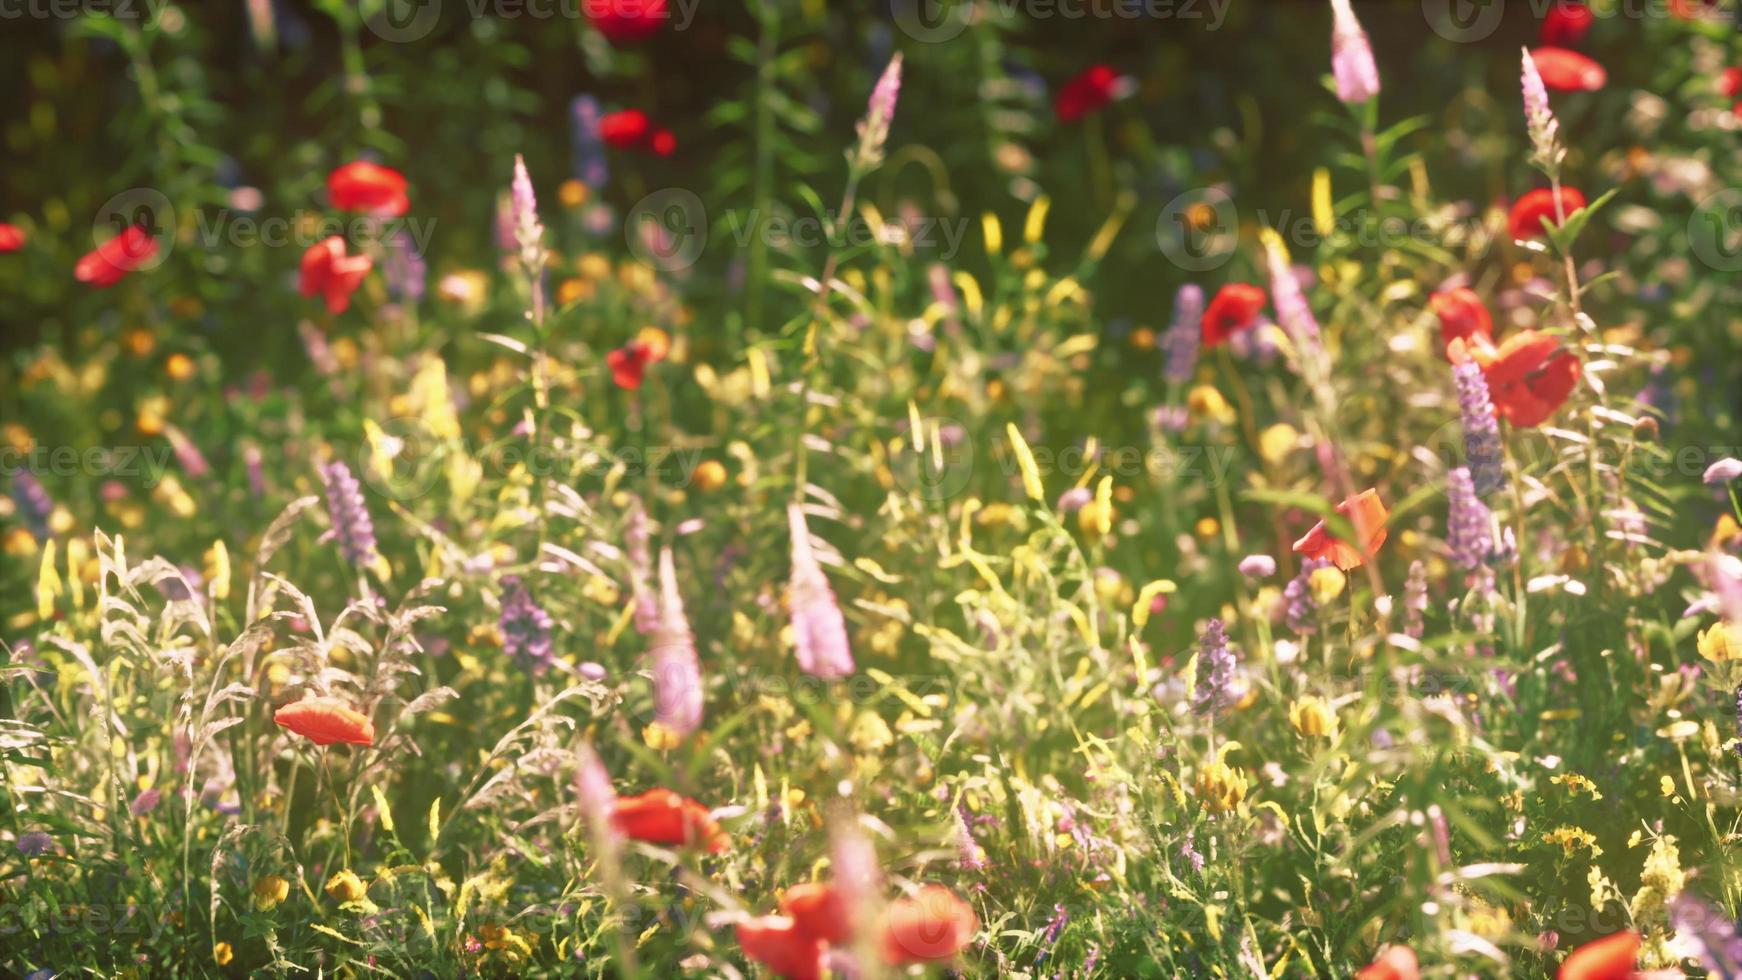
1429;287;1494;357
1540;2;1594;46
1508;186;1587;240
274;697;375;746
299;237;373;314
879;886;977;965
1722;67;1742;98
1558;931;1639;980
607;340;664;391
1200;283;1268;347
1292;488;1390;571
610;788;728;851
651;129;677;157
327;161;410;217
1357;945;1420;980
781;882;852;945
1054;65;1121;124
1471;329;1581;428
1529;47;1606;91
601;109;652;148
76;224;158;288
737;915;825;980
586;0;667;43
0;223;25;253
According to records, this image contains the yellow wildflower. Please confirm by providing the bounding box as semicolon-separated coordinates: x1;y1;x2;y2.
325;869;367;903
1308;566;1346;604
1288;696;1338;739
1629;834;1684;925
253;873;289;911
1197;751;1249;813
1698;623;1739;662
1187;385;1235;425
213;942;234;966
1542;826;1602;857
1549;772;1603;800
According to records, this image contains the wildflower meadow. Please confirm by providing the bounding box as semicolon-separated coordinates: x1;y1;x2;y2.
7;1;1742;976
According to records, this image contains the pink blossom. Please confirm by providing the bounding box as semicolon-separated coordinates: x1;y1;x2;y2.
788;504;855;680
650;546;703;735
1328;0;1379;105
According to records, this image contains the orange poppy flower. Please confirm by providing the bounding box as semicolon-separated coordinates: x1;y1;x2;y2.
1558;930;1639;980
1292;489;1390;571
76;224;158;288
1428;287;1493;357
1200;283;1268;348
1509;186;1587;240
880;886;977;965
1530;46;1606;91
274;697;375;746
610;788;728;852
737;915;825;980
298;237;373;315
1357;945;1420;980
327;161;410;217
781;882;852;945
1470;329;1581;428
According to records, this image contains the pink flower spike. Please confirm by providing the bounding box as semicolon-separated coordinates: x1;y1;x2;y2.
650;546;704;736
1328;0;1380;105
787;504;855;681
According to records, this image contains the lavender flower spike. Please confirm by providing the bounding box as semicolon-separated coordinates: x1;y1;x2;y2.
319;461;378;566
1521;48;1561;165
650;546;704;736
1285;558;1331;635
788;503;855;680
1191;618;1237;716
1161;283;1204;385
1446;467;1496;571
852;53;903;172
1328;0;1380;105
510;153;546;272
500;575;555;675
10;471;54;540
1453;357;1506;497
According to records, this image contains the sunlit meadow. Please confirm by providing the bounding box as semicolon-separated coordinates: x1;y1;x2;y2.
5;1;1742;977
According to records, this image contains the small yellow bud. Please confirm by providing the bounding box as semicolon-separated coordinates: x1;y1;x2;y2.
691;460;728;493
1308;566;1346;604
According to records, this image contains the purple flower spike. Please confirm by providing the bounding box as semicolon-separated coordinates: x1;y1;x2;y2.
319;461;379;567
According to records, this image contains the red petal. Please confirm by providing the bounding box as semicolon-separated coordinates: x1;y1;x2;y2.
1530;47;1606;91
